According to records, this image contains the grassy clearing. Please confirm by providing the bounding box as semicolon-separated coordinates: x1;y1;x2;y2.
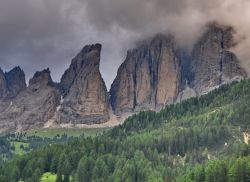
40;172;73;182
40;172;56;182
11;141;29;155
26;127;110;138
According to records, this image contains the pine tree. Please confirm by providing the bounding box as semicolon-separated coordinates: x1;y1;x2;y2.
77;157;93;182
56;171;63;182
32;168;41;182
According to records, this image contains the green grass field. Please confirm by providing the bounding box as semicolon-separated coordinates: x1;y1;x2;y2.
40;172;57;182
26;127;110;138
40;172;73;182
11;141;29;155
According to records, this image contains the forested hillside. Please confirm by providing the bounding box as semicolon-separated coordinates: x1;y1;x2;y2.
1;79;250;182
177;157;250;182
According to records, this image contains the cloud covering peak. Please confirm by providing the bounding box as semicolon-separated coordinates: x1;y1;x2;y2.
0;0;249;88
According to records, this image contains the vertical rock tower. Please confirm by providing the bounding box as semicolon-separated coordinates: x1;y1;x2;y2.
110;35;181;115
59;44;110;124
189;23;246;95
0;67;26;99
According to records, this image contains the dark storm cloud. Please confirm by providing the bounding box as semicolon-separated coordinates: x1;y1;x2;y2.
81;0;250;74
0;0;79;81
82;0;250;48
0;0;249;89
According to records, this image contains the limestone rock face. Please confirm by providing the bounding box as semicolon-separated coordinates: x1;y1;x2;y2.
110;35;181;115
0;67;26;99
5;67;27;98
0;68;7;99
110;24;247;116
0;69;60;133
189;23;247;95
58;44;110;124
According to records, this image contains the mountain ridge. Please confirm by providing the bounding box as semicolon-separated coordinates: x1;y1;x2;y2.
0;23;247;133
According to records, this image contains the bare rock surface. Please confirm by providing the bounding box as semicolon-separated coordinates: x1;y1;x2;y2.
0;68;7;99
0;66;26;99
110;23;247;116
0;69;60;133
58;44;110;124
189;23;247;95
110;34;181;115
5;66;27;98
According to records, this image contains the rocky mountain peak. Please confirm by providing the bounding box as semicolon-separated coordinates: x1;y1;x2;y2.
60;43;102;95
0;67;60;133
134;34;176;52
58;43;110;124
0;66;26;99
73;43;102;70
5;66;27;98
81;43;102;55
189;23;246;94
29;68;53;87
110;34;181;115
203;22;236;49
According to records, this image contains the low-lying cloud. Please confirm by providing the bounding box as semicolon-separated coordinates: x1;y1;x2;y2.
0;0;249;88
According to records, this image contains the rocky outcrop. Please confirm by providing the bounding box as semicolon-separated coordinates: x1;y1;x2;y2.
110;23;247;116
5;67;27;98
0;44;111;133
58;44;110;124
0;69;60;133
110;35;181;115
0;67;26;99
176;83;197;103
0;68;7;99
189;23;247;95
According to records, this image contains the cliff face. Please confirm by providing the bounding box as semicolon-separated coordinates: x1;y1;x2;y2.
110;24;247;116
5;67;27;98
0;44;111;133
0;67;26;99
58;44;110;124
110;35;181;115
0;68;7;99
0;69;60;133
189;23;247;95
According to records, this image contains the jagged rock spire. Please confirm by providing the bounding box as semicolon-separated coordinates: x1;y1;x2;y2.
189;23;247;94
0;66;26;99
110;34;181;115
58;43;110;124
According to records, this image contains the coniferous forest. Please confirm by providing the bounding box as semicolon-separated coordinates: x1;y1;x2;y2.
1;79;250;181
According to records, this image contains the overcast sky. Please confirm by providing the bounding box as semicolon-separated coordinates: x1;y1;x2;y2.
0;0;249;89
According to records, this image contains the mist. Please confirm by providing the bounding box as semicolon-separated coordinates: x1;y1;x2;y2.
0;0;249;88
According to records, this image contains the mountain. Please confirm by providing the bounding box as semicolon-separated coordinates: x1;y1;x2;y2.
0;67;26;99
0;23;247;133
0;44;111;132
110;34;181;115
0;69;60;133
189;23;247;95
110;23;246;116
58;44;110;124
